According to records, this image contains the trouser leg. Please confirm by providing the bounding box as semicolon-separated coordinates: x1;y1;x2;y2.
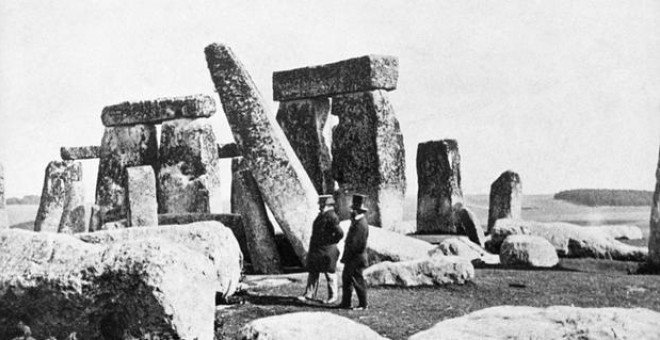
325;272;338;301
303;272;320;299
340;265;354;306
352;266;368;307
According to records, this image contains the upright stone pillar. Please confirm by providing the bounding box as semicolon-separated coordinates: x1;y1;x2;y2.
126;165;158;227
488;170;522;232
416;140;464;234
648;145;660;269
35;161;82;232
0;163;8;229
205;43;319;263
276;98;334;194
95;124;158;224
158;118;222;214
57;181;87;233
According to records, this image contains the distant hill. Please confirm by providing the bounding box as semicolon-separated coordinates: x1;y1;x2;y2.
554;189;653;207
6;195;41;205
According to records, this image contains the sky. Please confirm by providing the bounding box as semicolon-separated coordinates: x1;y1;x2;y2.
1;0;659;201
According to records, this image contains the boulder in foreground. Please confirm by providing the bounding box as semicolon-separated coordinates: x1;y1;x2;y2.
365;256;474;287
499;235;559;268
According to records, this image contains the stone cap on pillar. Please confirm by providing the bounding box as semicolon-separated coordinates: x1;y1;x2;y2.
101;94;216;127
272;55;399;101
60;146;100;160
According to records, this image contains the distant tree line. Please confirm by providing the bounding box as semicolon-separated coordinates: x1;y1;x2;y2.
554;189;653;207
6;195;41;205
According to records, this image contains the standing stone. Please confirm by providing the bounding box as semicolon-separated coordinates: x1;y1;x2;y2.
233;159;283;274
95;124;158;224
0;163;7;229
158;118;222;214
332;90;406;230
57;181;87;233
205;43;319;263
101;94;216;127
35;161;82;232
60;146;100;160
126;166;158;227
488;170;522;232
276;98;334;194
648;145;660;269
88;204;102;232
416;140;463;234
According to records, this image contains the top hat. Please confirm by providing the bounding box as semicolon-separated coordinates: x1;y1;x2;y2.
318;194;335;206
351;194;368;212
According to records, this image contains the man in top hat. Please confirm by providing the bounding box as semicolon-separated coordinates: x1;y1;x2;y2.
338;194;370;310
297;194;343;304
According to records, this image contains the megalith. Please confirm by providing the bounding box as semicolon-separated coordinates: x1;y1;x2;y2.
648;145;660;269
0;163;7;229
35;161;82;232
488;170;522;232
60;146;100;160
332;90;406;229
276;98;334;194
126;165;158;227
95;124;158;224
416;140;463;234
101;94;216;127
57;181;87;233
205;43;319;263
158;118;222;214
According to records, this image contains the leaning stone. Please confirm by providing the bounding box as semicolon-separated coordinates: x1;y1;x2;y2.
35;161;82;232
101;94;216;127
364;256;474;287
276;98;334;194
272;55;399;101
217;142;240;158
332;90;406;230
95;124;158;223
126;166;158;227
0;229;216;340
205;43;320;263
648;145;660;269
239;312;388;340
158;118;222;214
416;140;463;234
60;146;100;160
430;236;500;265
455;206;486;247
488;170;522;232
500;235;558;268
0;163;8;229
408;306;660;340
77;221;242;299
57;181;87;233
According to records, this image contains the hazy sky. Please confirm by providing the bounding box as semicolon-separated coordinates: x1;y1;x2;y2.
1;0;659;200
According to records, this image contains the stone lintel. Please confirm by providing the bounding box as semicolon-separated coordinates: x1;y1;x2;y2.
61;146;100;160
101;94;216;127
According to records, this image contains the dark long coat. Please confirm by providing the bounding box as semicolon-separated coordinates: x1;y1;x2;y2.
341;215;369;268
306;209;343;273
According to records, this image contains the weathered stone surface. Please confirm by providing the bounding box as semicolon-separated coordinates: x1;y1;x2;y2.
455;206;486;247
273;55;398;101
416;140;463;234
409;306;660;340
500;235;559;268
240;312;388;340
0;163;8;229
126;165;158;227
365;256;474;287
205;43;319;263
649;145;660;268
429;236;500;265
488;170;522;232
0;229;216;340
101;94;216;127
77;221;242;299
95;124;158;223
99;219;128;231
218;142;240;158
233;159;282;274
57;181;87;233
35;161;82;232
489;219;648;261
60;146;100;160
276;98;334;194
582;224;643;240
158;118;222;214
332;90;406;230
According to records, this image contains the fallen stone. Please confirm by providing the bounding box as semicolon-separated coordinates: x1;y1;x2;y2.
364;256;474;287
77;221;242;299
500;235;559;268
101;94;216;126
95;124;158;223
126;165;158;227
0;229;216;340
60;146;100;160
430;236;500;265
206;43;319;263
582;224;643;240
57;181;87;233
455;206;486;247
276;98;335;194
272;55;398;101
239;312;388;340
98;219;127;230
332;90;406;230
217;142;240;158
158;118;222;214
416;140;463;234
487;170;522;232
648;144;660;269
35;161;82;232
157;212;242;228
0;162;8;229
489;219;648;261
408;306;660;340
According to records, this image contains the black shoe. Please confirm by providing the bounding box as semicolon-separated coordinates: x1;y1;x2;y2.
337;303;352;309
